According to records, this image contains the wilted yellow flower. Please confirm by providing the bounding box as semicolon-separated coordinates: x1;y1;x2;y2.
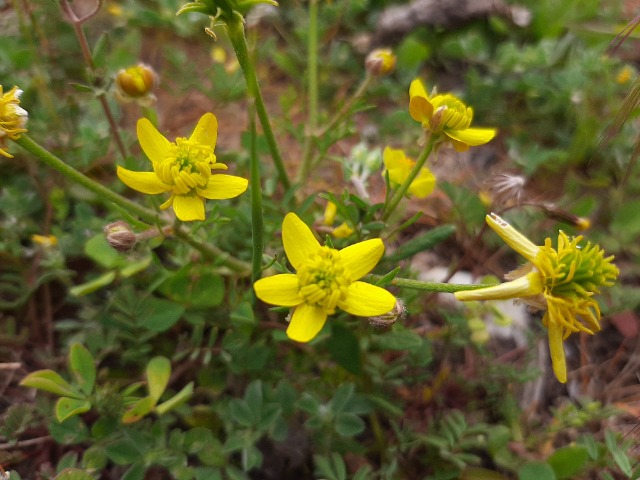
0;85;28;158
409;79;496;152
365;49;396;76
454;214;619;383
117;113;248;222
254;213;396;342
382;147;435;198
115;64;158;106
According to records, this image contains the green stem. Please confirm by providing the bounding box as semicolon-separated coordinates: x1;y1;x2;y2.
382;135;436;222
15;135;251;275
297;0;319;182
249;110;264;284
226;14;291;192
369;274;496;293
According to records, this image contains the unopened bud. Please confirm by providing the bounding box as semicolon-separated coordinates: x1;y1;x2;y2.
541;204;591;230
104;221;137;252
369;298;405;328
115;64;158;105
365;49;396;76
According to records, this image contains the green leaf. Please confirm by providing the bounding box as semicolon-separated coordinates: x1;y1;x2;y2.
69;344;96;396
55;469;95;480
296;393;320;415
69;271;117;296
334;412;365;437
547;445;589;479
517;462;556;480
371;329;423;350
105;439;145;465
84;233;124;269
161;265;225;308
229;399;254;428
605;430;632;474
146;356;171;402
330;384;355;414
121;463;146;480
121;396;156;424
385;225;456;262
138;297;185;332
119;256;153;278
327;322;362;375
20;370;83;399
156;382;194;415
81;445;108;470
49;416;89;445
56;397;92;423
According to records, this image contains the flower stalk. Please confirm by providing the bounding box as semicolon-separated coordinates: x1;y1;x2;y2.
225;14;291;191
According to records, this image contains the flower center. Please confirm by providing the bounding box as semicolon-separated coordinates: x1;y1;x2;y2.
296;246;350;313
430;94;473;132
154;137;226;195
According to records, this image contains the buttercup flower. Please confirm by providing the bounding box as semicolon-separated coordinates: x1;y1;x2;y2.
409;79;496;152
254;213;396;342
117;113;248;221
454;214;619;383
0;85;28;158
321;201;355;239
382;146;435;198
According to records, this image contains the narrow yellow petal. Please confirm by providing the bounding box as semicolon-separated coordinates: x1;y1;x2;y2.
454;272;543;302
338;282;396;316
485;213;540;262
137;118;171;164
409;79;434;123
189;112;218;149
339;239;384;281
282;213;321;270
172;194;205;221
445;127;497;148
254;274;302;307
287;304;327;342
198;174;248;199
547;319;567;383
117;166;170;194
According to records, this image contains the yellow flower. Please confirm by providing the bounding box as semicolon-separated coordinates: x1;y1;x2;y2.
409;79;496;152
454;214;619;383
382;147;435;198
616;65;634;85
117;113;248;222
31;234;58;248
321;201;355;238
0;85;28;158
254;213;396;342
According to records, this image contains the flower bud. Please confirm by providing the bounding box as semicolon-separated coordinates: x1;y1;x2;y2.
104;221;137;252
0;85;28;158
115;64;158;105
369;298;405;328
365;49;396;76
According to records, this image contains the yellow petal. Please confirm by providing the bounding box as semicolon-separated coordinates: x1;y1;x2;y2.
282;213;321;270
198;174;248;199
485;213;540;263
254;274;302;307
445;127;497;149
172;194;205;221
189;112;218;149
339;238;384;281
547;319;567;383
454;272;543;301
408;168;436;198
338;282;396;316
409;79;433;123
117;166;170;194
137;118;171;164
287;304;327;342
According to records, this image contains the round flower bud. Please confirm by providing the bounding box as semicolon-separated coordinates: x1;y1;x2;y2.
369;298;405;328
104;221;137;252
365;49;396;76
115;64;158;105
